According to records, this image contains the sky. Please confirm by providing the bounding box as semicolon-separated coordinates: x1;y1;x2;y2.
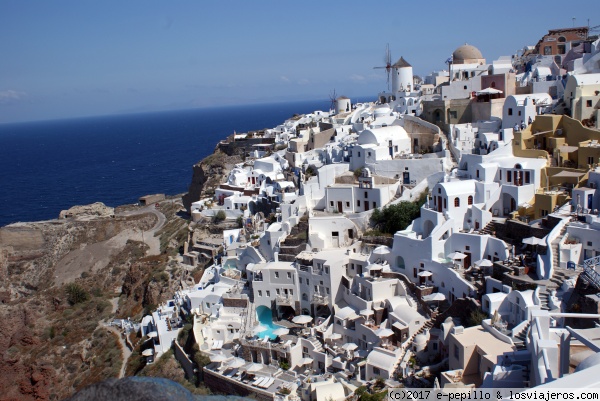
0;0;597;124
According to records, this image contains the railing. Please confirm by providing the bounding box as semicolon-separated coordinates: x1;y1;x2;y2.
582;256;600;290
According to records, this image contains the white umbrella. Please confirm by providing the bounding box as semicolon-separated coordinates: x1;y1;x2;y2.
292;315;313;325
475;259;493;268
272;327;289;336
447;252;467;260
372;246;391;255
423;293;446;302
342;343;358;351
142;349;154;357
417;271;433;277
329;333;342;340
210;353;228;363
375;328;394;337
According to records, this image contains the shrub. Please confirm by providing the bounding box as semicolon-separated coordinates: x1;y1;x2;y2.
65;283;89;305
213;210;226;223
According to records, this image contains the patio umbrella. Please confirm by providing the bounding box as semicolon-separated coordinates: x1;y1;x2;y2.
372;246;391;255
417;271;433;277
375;328;394;337
292;315;313;325
423;293;446;302
447;252;467;260
141;349;154;357
342;343;358;351
272;327;289;336
475;259;493;268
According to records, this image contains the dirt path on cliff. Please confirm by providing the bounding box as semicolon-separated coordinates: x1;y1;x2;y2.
54;206;166;286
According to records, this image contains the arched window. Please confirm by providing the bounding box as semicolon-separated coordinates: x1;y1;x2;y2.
491;81;496;88
396;256;405;269
454;197;460;207
441;282;445;288
468;195;473;205
514;163;522;169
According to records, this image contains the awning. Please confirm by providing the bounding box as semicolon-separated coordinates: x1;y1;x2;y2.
476;87;503;95
423;293;446;302
557;145;578;153
447;252;467;260
418;271;433;277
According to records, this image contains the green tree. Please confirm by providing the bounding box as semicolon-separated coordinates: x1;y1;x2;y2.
468;308;487;327
213;210;226;223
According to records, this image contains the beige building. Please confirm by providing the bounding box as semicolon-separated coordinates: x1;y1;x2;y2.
444;325;515;387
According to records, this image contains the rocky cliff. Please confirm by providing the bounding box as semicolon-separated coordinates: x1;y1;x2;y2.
182;149;242;213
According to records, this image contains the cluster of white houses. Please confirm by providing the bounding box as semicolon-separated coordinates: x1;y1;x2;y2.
140;28;600;400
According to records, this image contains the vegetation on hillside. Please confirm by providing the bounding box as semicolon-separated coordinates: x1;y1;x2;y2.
369;190;429;235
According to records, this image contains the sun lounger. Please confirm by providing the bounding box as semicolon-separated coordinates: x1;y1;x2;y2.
251;377;263;386
262;336;269;343
261;377;275;389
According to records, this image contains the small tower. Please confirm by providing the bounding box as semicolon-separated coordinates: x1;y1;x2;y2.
392;57;413;93
335;96;351;114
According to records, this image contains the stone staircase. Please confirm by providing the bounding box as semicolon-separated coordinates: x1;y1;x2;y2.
550;225;568;270
306;336;324;353
512;321;530;351
480;221;496;236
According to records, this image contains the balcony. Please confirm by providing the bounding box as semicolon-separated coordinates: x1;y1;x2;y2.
312;294;329;305
276;294;295;306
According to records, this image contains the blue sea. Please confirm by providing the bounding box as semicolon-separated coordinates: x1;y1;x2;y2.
0;99;370;227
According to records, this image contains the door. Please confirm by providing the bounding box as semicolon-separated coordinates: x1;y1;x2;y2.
588;194;593;210
337;201;343;213
437;196;442;212
364;201;369;211
403;172;410;185
510;198;516;213
464;252;472;269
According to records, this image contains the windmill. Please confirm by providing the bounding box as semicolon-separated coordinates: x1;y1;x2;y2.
328;89;337;113
373;44;392;91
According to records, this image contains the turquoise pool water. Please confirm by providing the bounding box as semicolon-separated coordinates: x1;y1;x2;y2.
223;259;237;269
256;305;284;340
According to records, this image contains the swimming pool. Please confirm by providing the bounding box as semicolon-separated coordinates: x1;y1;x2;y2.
255;305;284;340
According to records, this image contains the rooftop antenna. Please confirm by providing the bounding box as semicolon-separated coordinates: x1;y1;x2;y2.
573;17;576;27
373;43;392;91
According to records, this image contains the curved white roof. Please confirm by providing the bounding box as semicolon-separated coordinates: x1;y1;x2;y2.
392;304;423;324
367;348;398;370
569;73;600;86
438;179;477;197
357;126;408;146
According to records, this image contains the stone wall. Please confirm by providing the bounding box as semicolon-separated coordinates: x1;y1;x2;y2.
173;341;196;381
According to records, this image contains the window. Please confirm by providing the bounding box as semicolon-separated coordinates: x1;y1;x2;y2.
332;231;339;237
373;367;381;376
476;170;479;178
518;110;521;116
544;46;552;55
275;272;279;278
507;171;512;182
364;191;368;198
368;152;372;157
276;289;280;295
463;85;467;90
525;171;530;184
358;152;361;157
326;288;330;294
454;198;460;207
299;278;302;284
357;200;361;207
468;195;473;205
588;241;593;247
330;201;334;207
325;266;329;274
266;290;270;297
466;245;470;250
258;290;262;297
290;289;293;295
508;108;513;116
438;188;441;194
454;344;459;359
287;272;291;279
443;198;447;209
589;157;595;165
314;286;318;291
346;201;350;207
587;100;593;108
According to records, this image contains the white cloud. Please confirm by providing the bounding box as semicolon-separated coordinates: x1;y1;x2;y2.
0;90;27;104
280;76;290;82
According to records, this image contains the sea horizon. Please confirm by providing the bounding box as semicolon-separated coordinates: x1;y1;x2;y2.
0;97;374;227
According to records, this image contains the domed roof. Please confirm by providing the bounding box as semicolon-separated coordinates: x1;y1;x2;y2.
452;44;484;64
